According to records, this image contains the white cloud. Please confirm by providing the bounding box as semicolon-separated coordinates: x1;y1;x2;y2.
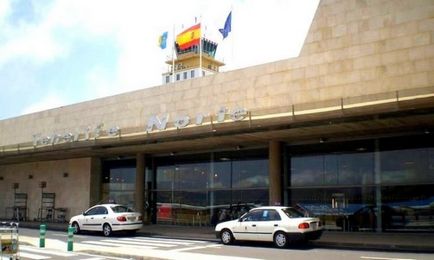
21;94;67;115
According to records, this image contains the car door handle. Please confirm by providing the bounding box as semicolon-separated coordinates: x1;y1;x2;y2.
103;217;106;219
252;224;256;227
274;224;278;227
90;217;94;219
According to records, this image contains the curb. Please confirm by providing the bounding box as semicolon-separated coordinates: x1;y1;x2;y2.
17;223;434;253
311;241;434;253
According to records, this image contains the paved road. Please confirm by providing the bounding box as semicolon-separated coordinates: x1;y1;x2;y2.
16;228;434;260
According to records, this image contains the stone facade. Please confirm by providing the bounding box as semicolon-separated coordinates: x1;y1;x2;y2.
0;0;433;147
0;158;91;220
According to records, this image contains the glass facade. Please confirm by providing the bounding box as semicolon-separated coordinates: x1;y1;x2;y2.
288;136;434;232
154;150;269;226
102;159;136;207
100;135;433;232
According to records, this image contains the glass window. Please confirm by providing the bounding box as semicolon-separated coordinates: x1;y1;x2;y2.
156;166;175;190
381;148;434;184
232;159;269;188
289;187;376;231
176;74;180;81
111;205;134;213
381;185;434;231
291;152;374;186
154;149;268;226
212;161;231;189
183;72;187;79
102;160;136;206
337;153;374;185
261;209;281;221
241;210;262;222
165;76;170;83
85;207;99;215
282;208;304;218
175;163;211;190
86;206;107;215
291;155;323;186
191;70;195;78
156;191;207;225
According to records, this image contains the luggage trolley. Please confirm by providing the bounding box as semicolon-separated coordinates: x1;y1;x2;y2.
0;222;19;260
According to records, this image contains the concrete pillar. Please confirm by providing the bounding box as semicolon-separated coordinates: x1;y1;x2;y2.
269;141;282;206
89;157;102;207
135;153;145;218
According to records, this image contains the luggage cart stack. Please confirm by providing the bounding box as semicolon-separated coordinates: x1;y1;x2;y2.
0;222;19;260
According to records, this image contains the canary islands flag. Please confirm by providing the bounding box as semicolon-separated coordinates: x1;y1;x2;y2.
158;31;168;49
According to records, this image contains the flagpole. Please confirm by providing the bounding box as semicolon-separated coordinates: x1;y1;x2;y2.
230;7;234;72
172;24;175;83
199;17;202;78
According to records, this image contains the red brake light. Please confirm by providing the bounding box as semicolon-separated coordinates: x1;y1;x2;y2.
298;223;310;229
117;216;127;222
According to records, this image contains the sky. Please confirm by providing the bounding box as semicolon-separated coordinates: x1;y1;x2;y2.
0;0;319;120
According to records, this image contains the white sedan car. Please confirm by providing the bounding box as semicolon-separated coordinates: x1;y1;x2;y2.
69;204;142;236
215;206;323;248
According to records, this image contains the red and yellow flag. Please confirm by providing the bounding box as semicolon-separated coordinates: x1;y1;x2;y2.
176;23;201;50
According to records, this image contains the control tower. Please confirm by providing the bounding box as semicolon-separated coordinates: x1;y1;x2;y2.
162;23;225;84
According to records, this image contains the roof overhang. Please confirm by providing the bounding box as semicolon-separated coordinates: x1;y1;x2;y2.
1;91;433;165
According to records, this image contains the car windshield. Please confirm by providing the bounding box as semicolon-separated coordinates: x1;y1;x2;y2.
282;207;304;218
111;205;134;213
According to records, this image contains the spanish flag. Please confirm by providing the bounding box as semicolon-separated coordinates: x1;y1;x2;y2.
176;23;201;50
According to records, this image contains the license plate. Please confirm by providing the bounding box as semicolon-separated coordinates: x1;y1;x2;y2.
128;216;136;221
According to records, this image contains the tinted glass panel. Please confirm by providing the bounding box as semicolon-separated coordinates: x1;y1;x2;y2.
381;148;434;184
290;187;376;231
291;152;374;186
381;185;434;231
111;206;134;213
154;150;268;226
232;159;268;188
102;160;136;207
282;208;304;218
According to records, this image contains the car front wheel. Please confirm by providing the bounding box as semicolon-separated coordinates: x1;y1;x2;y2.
103;223;112;237
273;231;289;248
220;229;234;245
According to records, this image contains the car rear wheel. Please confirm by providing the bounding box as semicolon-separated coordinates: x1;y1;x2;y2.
273;231;289;248
103;223;112;237
71;222;80;234
220;229;234;245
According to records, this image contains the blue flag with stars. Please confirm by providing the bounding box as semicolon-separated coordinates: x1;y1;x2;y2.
219;11;232;39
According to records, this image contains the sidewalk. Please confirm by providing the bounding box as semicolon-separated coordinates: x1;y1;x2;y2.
15;221;434;253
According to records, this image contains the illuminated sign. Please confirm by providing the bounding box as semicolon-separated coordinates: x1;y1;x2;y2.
32;107;248;147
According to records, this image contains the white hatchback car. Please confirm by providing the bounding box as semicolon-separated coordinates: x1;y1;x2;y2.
69;204;143;236
215;206;323;248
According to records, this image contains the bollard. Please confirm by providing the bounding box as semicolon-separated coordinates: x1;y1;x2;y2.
39;224;46;248
67;226;74;251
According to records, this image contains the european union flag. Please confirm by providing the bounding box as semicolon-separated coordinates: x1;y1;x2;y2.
159;31;168;49
219;11;232;39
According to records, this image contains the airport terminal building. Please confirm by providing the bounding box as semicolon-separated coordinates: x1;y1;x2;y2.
1;0;433;233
